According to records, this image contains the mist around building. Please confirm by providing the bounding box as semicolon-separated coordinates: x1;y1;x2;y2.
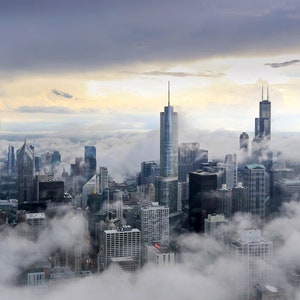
1;84;300;299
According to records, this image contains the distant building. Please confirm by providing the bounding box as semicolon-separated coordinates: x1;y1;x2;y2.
7;144;15;176
273;178;300;210
240;132;249;152
84;146;96;181
99;166;109;193
26;212;46;241
204;213;228;238
178;142;208;182
254;284;286;300
232;182;248;215
244;164;266;221
231;229;273;300
17;142;35;203
217;184;232;218
140;161;160;185
36;176;64;203
27;272;46;289
189;171;218;232
145;243;175;267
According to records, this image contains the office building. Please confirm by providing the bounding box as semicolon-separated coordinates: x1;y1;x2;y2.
26;212;46;241
217;184;232;218
140;161;160;185
189;171;218;232
140;202;169;246
155;177;179;214
84;146;97;181
240;132;249;153
103;226;141;271
17;141;35;203
232;182;249;215
222;153;237;189
145;243;175;267
99;166;109;193
244;164;266;221
7;144;15;176
204;213;228;238
273;178;300;211
178;142;208;182
82;175;97;208
51;150;61;167
231;229;273;300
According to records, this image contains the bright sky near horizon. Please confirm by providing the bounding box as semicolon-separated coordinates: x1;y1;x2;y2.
1;0;300;136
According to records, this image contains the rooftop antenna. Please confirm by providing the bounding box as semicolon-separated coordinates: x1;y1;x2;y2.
168;81;170;106
261;83;264;100
267;83;269;101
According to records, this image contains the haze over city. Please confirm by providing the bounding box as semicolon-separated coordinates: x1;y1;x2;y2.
1;1;300;300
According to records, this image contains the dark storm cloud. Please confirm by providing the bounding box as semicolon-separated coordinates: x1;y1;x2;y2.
1;0;300;74
265;60;300;68
17;106;73;114
52;89;73;99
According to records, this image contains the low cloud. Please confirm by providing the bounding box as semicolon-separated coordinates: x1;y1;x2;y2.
141;70;225;78
265;60;300;68
51;89;73;99
17;106;73;114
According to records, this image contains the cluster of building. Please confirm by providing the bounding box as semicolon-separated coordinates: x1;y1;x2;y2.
1;83;300;299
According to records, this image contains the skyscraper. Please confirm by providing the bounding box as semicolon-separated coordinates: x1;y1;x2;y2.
244;164;266;221
255;85;271;140
189;171;218;232
17;141;35;203
160;83;178;178
84;146;96;181
7;144;15;176
156;83;179;214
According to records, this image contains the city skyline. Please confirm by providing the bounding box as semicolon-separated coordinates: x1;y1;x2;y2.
0;1;300;135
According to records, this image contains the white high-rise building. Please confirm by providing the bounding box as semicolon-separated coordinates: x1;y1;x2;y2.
104;226;141;272
140;202;169;246
231;229;273;300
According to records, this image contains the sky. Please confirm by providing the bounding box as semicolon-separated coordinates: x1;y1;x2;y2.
1;0;300;137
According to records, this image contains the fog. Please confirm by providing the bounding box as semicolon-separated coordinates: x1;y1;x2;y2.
2;201;300;299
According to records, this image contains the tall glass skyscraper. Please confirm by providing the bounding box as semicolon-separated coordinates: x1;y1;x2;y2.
156;83;179;214
160;89;178;178
84;146;96;181
17;141;35;203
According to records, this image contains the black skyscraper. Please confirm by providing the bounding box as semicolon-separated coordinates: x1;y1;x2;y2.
189;171;218;232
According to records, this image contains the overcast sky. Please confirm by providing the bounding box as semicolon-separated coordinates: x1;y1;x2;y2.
0;0;300;136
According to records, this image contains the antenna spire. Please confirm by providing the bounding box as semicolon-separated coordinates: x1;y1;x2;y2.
267;83;269;101
261;83;264;100
168;81;170;106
